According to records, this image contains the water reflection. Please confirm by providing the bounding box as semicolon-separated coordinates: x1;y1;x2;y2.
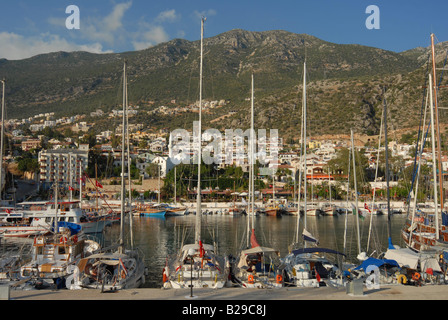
0;214;406;288
103;214;407;288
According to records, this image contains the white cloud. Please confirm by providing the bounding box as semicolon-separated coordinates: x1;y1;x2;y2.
193;9;217;20
131;9;179;51
0;32;111;60
156;9;179;23
80;1;133;46
0;3;181;59
132;26;170;51
104;2;133;31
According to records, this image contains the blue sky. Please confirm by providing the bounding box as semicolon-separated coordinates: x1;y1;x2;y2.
0;0;447;60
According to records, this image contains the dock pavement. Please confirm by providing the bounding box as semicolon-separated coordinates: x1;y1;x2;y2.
6;284;448;300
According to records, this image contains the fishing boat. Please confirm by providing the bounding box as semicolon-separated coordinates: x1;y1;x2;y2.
19;222;101;289
135;203;166;217
0;208;49;238
163;18;226;289
306;203;322;216
15;200;110;234
264;205;282;217
165;206;187;216
320;203;337;216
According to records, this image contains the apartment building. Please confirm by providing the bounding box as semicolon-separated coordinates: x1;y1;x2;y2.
38;144;89;190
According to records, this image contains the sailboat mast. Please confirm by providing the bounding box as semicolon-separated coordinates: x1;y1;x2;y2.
303;62;307;233
0;79;5;202
351;129;361;255
431;33;444;218
195;17;205;244
79;160;82;205
174;166;177;205
119;61;127;253
383;88;393;248
125;66;134;250
250;73;255;231
54;182;58;235
429;73;440;238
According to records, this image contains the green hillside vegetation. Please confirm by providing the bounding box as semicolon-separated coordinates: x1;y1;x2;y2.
0;29;446;139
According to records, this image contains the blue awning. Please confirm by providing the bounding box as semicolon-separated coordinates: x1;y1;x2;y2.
354;257;400;271
53;221;82;235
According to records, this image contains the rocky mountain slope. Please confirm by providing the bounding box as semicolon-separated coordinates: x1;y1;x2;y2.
0;29;446;138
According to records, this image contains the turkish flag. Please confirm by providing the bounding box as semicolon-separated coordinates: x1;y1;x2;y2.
316;270;321;282
199;240;205;258
95;180;103;188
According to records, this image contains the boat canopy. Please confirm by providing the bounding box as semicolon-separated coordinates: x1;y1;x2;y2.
384;248;441;272
291;247;346;256
181;243;215;252
354;257;400;271
237;246;279;270
180;243;215;260
53;221;82;235
241;246;278;255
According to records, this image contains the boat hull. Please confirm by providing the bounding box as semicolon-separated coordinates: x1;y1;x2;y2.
140;210;166;217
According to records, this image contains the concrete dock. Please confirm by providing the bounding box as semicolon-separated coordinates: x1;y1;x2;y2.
6;284;448;300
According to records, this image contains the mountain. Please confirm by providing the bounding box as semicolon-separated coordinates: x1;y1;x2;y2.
0;29;445;138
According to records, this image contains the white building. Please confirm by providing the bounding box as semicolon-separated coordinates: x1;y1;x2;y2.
38;145;89;190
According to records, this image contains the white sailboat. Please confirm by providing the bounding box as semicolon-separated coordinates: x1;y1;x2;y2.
284;61;345;288
231;74;282;289
163;18;226;289
71;61;146;291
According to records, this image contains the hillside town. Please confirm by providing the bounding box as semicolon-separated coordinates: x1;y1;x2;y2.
3;106;448;205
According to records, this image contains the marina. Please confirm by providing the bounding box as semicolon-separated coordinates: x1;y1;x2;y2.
0;207;410;287
1;3;448;304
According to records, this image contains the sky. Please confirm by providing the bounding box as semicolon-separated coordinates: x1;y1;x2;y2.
0;0;447;60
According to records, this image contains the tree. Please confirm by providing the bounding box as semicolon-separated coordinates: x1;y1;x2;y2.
327;147;370;193
145;163;159;178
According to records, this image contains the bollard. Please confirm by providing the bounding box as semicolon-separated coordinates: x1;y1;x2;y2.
346;279;364;296
0;285;10;300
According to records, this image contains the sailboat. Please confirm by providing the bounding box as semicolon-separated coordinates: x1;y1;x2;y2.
163;18;226;289
231;74;283;289
283;61;345;288
17;183;101;290
71;61;146;291
320;168;338;216
401;34;448;252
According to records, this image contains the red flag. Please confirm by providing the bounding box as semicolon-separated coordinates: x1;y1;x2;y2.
5;209;10;214
95;180;103;188
364;203;371;213
250;229;260;248
199;240;205;258
316;270;321;282
69;186;74;191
